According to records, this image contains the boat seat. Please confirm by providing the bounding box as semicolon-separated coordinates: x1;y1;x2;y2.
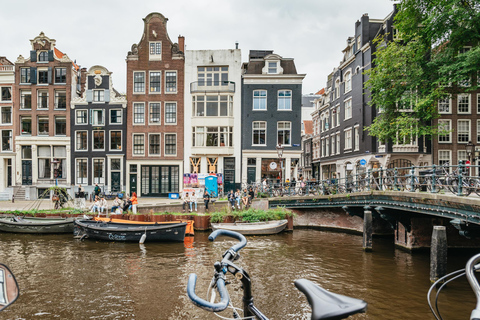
294;279;367;320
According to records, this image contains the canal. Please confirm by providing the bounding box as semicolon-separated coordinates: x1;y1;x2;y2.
0;230;477;319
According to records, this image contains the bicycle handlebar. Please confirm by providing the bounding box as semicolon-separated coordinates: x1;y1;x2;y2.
187;274;230;312
208;230;247;253
466;254;480;320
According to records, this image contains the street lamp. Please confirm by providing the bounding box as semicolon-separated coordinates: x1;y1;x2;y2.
276;144;285;187
466;141;477;176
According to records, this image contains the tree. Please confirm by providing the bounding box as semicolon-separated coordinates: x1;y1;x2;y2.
365;0;480;144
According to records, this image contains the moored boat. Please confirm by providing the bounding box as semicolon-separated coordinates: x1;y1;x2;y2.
74;219;187;242
93;217;195;235
0;216;75;234
211;219;288;235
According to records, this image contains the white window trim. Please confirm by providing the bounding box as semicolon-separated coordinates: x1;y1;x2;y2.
354;125;360;151
36;67;49;86
133;70;146;94
149;70;162;94
344;98;353;120
75;130;88;152
0;86;12;102
457;93;471;114
92;130;106;151
0;106;13;125
148;102;162;125
336;132;341;154
109;109;123;125
76;110;88;125
93;89;105;103
75;158;88;185
438;97;452;114
277;121;292;146
54;116;67;136
252;121;267;146
164;70;178;94
148;133;161;156
164;101;177;125
91;109;105;126
344;127;352;151
457;119;471;144
344;69;352;94
133;102;145;125
109;130;122;152
438;119;452;144
277;89;292;111
252;90;267;111
132;133;145;157
1;129;12;152
92;158;105;185
478;93;480;114
149;41;162;61
164;133;177;156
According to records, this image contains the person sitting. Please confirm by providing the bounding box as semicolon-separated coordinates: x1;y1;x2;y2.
122;196;132;213
242;188;249;208
90;196;101;213
228;190;236;209
98;196;108;215
248;187;255;206
235;189;241;209
182;192;191;213
189;191;197;212
111;196;122;214
130;192;138;214
203;190;210;212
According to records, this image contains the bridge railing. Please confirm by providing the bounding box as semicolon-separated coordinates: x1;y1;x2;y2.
244;161;480;198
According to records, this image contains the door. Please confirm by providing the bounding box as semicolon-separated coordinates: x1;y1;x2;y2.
6;159;12;187
22;160;32;185
247;167;256;184
129;174;137;195
224;157;235;192
111;172;121;193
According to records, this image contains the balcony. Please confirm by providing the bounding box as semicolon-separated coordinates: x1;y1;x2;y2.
0;65;14;72
190;81;235;93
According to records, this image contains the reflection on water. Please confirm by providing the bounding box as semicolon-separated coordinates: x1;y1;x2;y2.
0;230;477;319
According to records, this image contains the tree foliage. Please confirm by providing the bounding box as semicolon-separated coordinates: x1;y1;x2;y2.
365;0;480;143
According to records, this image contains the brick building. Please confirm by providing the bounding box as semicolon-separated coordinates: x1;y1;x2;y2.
0;57;14;199
125;13;185;197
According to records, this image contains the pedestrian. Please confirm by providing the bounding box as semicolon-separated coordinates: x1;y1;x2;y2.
262;178;267;192
130;192;138;214
94;183;101;197
228;190;236;209
203;190;210;211
182;192;190;213
111;196;122;214
235;189;241;209
189;191;198;212
78;185;85;198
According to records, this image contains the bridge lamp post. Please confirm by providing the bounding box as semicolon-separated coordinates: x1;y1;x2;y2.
466;141;475;176
276;144;285;188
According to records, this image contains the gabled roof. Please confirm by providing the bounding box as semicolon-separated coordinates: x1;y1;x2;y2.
303;120;313;135
55;47;79;70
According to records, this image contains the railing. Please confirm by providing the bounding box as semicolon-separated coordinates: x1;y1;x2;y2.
0;65;14;72
243;161;480;198
190;81;235;93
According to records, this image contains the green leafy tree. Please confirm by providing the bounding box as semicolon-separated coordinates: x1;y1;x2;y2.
366;0;480;143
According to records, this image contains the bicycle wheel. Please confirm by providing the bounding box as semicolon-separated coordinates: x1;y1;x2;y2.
447;177;459;194
471;178;480;196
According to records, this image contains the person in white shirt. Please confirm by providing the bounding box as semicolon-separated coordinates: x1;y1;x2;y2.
182;192;191;213
90;196;101;213
98;196;108;215
189;191;198;212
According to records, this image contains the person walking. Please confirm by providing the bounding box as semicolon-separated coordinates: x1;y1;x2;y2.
130;192;138;214
203;190;210;212
94;183;101;198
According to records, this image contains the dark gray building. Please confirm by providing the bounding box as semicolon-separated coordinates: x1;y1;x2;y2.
70;65;127;196
241;50;305;184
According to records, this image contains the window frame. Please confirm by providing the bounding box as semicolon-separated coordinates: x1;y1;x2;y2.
91;109;105;126
110;109;122;125
110;130;122;151
133;71;146;94
0;87;12;102
93;89;105;102
54;116;67;136
37;116;49;136
344;70;352;93
165;71;177;93
277;90;292;111
149;41;162;61
149;71;162;93
438;119;452;143
76;110;88;125
148;102;161;125
20;68;30;84
149;133;161;156
76;158;88;185
253;90;267;111
438;96;451;114
0;106;12;125
75;130;88;151
37;90;49;110
252;121;267;146
92;158;105;185
1;129;12;152
344;127;352;150
164;133;177;156
92;130;105;151
457;119;471;143
132;133;145;156
457;93;471;114
54;68;66;84
133;102;145;125
277;121;291;146
165;102;177;125
55;90;66;109
344;98;352;120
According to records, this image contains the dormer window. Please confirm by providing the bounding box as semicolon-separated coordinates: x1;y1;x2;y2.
93;90;104;102
268;62;278;74
38;51;48;62
149;42;162;61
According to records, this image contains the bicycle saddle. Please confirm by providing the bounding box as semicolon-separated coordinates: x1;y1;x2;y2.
295;279;367;320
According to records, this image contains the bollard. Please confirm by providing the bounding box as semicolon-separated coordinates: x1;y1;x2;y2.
363;209;373;252
430;226;447;283
12;194;14;203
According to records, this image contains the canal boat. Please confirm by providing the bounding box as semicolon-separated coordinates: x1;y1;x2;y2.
73;219;187;242
0;216;75;234
93;217;195;235
211;219;288;235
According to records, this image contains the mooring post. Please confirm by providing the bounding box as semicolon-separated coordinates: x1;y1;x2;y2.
430;226;447;283
363;209;373;252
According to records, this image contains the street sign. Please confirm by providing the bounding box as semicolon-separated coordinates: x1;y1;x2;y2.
360;159;367;166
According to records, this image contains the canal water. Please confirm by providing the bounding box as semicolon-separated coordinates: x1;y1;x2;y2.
0;230;477;319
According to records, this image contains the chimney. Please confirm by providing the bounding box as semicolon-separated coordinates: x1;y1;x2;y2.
235;41;239;49
178;35;185;52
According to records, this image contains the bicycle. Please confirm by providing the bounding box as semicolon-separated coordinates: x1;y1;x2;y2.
187;230;367;319
428;252;480;320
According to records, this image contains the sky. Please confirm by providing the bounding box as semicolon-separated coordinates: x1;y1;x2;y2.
0;0;397;95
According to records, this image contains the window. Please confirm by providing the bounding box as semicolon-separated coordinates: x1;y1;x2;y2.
457;94;470;114
477;120;480;144
93;130;105;150
1;130;12;151
133;134;144;155
133;72;145;93
20;68;30;83
197;67;229;86
253;90;267;110
38;116;49;135
55;68;66;83
478;94;480;114
457;120;470;143
1;87;11;101
149;134;160;155
37;90;48;109
336;106;340;126
193;127;205;147
93;159;105;184
37;146;51;179
277;90;292;110
345;128;352;150
21;91;31;109
55;117;66;136
150;71;161;93
165;71;177;93
165;102;176;124
277;121;291;145
76;110;87;124
325;137;330;156
357;36;361;50
21;116;32;135
110;109;122;124
268;61;277;74
92;110;104;126
38;69;48;84
439;151;451;168
252;121;266;145
165;134;176;155
38;51;48;62
336;133;340;154
133;103;145;124
438;97;451;113
193;126;232;148
149;42;162;60
206;127;219;147
458;150;468;163
334;79;340;99
331;135;335;155
438;120;451;143
76;159;87;184
111;159;121;171
110;131;122;150
93;90;104;102
354;126;359;151
344;71;352;92
344;99;352;120
1;107;12;124
149;103;161;124
55;91;66;109
76;131;87;151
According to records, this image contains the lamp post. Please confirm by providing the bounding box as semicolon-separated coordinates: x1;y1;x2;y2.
276;144;284;188
466;141;476;176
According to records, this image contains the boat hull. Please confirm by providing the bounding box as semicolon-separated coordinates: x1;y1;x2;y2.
0;218;75;234
74;220;187;242
211;219;288;235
